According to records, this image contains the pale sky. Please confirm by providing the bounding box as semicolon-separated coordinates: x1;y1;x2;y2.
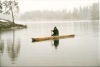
17;0;99;13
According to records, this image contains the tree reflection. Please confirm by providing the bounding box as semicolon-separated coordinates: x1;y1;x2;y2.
0;40;4;54
7;30;20;64
0;33;4;55
53;39;59;49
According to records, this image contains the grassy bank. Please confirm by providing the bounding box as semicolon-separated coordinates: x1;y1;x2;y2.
0;21;27;31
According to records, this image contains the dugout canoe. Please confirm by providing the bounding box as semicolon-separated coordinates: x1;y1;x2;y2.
32;34;75;42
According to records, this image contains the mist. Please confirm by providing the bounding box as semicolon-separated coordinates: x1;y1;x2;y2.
18;0;99;13
0;0;99;23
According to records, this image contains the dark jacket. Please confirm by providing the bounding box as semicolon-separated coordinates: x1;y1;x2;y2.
52;27;59;36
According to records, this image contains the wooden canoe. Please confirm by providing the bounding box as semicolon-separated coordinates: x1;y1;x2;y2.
32;34;75;42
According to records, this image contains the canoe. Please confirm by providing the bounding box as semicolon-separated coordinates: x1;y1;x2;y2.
32;34;75;42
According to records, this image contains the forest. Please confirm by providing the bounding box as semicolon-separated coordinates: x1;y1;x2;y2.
21;3;99;21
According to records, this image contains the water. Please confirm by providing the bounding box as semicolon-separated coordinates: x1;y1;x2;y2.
0;21;99;66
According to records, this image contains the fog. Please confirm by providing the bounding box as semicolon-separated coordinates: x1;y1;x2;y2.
0;0;99;23
18;0;99;13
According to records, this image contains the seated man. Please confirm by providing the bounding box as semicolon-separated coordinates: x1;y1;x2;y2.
52;27;59;36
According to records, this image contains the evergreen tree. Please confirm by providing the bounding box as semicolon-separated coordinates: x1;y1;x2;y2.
91;3;99;20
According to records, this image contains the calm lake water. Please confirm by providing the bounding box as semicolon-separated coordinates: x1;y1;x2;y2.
0;21;99;66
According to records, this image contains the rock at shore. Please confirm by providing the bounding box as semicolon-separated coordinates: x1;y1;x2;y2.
0;20;27;31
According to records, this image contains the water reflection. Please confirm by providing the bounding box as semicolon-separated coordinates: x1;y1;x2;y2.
0;40;4;54
53;39;59;49
7;30;20;64
0;33;4;54
0;21;99;66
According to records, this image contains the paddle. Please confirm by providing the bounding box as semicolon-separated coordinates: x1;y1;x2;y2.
51;30;53;36
51;30;53;46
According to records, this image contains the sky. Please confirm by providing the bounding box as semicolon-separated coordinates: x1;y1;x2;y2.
3;0;100;13
17;0;99;13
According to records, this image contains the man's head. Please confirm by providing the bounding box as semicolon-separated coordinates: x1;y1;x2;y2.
54;26;57;29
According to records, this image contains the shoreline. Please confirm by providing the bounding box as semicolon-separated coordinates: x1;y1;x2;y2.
0;21;27;31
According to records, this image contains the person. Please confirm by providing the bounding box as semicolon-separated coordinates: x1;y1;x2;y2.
51;27;59;36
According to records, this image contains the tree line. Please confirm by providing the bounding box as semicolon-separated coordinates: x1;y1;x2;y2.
21;3;99;21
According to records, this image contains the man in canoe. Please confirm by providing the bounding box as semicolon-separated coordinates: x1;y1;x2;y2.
51;27;59;36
